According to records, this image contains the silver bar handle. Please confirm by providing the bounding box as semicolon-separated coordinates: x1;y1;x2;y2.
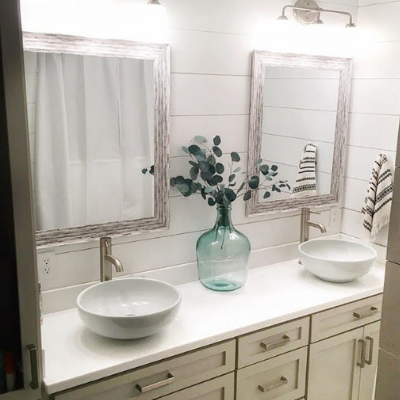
365;336;374;366
260;335;290;351
357;339;366;368
258;376;288;393
353;306;379;320
27;344;39;390
136;373;175;393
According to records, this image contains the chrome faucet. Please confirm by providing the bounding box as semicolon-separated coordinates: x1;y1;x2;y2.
100;237;124;282
300;208;327;244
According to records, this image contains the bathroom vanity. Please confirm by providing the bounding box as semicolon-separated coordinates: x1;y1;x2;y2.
41;260;384;400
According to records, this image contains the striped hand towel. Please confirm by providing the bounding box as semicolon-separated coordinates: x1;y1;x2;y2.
362;154;393;239
291;143;317;198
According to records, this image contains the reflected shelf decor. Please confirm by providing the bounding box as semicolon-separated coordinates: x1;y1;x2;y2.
145;136;290;292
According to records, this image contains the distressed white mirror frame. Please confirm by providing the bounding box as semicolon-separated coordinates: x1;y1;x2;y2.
23;32;170;246
246;51;352;216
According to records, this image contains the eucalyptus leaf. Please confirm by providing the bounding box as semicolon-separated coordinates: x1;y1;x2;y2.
175;176;185;185
263;191;271;199
231;152;241;162
260;164;269;175
213;135;221;146
225;188;237;202
237;181;245;194
243;190;252;201
213;175;223;184
194;135;207;143
204;187;214;193
216;163;224;174
207;155;216;166
249;175;260;190
213;146;223;157
201;171;213;181
208;198;216;206
195;152;206;162
177;183;190;194
141;168;148;174
209;165;216;175
170;178;176;187
228;174;235;183
201;188;206;200
199;161;209;173
149;165;155;175
256;158;263;165
182;146;189;154
189;161;198;167
196;183;203;191
271;165;278;172
188;144;202;155
233;167;241;173
190;166;199;180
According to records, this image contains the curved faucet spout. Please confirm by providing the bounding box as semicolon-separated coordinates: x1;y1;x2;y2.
100;237;124;281
307;221;327;234
104;254;124;273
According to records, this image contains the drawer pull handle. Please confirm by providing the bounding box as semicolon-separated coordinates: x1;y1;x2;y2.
258;376;288;393
353;306;378;320
260;335;290;351
357;339;366;368
136;373;175;393
365;336;374;366
27;344;39;390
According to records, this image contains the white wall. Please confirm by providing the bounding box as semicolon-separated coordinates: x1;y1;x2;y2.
20;0;357;292
342;0;400;255
261;67;339;200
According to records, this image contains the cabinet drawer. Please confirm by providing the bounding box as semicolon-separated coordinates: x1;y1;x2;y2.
238;317;309;368
311;295;382;342
236;347;307;400
159;373;235;400
54;340;236;400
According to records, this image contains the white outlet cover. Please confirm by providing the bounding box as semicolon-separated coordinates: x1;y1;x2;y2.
37;251;55;283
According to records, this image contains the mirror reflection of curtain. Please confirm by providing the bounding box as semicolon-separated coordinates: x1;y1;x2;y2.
35;53;155;231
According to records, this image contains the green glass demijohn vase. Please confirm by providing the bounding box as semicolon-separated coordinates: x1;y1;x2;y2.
196;204;251;291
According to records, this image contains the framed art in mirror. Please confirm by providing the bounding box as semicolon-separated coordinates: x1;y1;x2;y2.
246;51;352;216
23;32;170;246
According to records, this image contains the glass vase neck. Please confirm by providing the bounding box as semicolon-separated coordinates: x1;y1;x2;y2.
215;204;233;228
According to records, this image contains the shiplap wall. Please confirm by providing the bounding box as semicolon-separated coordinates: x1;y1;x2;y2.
342;0;400;255
20;0;357;292
261;67;339;200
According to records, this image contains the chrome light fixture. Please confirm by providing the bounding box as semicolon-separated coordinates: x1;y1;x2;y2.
278;0;356;27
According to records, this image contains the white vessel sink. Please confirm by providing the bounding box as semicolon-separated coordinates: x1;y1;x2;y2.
299;239;377;283
77;278;181;340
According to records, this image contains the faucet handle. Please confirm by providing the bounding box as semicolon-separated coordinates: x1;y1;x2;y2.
309;210;321;215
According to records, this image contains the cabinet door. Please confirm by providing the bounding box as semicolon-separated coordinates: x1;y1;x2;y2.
308;328;364;400
359;322;380;400
0;0;42;399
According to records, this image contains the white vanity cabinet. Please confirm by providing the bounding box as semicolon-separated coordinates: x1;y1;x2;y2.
45;295;383;400
308;295;382;400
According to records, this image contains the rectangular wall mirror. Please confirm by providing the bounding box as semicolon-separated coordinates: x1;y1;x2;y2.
247;51;352;216
23;33;170;246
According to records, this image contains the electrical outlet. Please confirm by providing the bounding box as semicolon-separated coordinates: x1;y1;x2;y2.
37;251;55;282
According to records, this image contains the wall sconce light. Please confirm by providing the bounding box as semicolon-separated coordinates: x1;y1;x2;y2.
278;0;356;28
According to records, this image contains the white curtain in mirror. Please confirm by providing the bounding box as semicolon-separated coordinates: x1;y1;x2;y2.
34;53;155;231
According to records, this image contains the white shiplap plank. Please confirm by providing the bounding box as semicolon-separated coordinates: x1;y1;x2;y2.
170;74;251;116
263;107;337;143
170;115;249;157
351;79;400;116
349;113;399;151
170;29;252;76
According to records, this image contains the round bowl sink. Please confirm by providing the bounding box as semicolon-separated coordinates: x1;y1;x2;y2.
299;239;377;283
77;278;181;340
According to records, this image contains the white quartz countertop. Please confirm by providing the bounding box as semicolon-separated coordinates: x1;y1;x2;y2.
41;259;385;394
